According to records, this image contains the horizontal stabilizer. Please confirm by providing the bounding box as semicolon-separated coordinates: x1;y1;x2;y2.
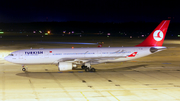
128;52;137;57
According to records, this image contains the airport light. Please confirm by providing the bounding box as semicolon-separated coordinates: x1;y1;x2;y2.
45;33;48;35
47;31;51;34
39;30;42;33
0;32;4;34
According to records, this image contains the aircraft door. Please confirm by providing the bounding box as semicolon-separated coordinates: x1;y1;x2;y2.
39;50;49;58
19;52;23;59
97;50;101;57
44;50;49;58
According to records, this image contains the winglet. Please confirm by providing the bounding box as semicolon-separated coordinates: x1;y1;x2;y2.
128;52;137;57
136;20;170;47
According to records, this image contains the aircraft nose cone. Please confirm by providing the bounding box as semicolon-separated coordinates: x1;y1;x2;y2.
4;56;9;61
4;56;16;63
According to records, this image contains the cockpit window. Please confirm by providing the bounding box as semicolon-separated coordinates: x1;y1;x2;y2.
8;54;14;56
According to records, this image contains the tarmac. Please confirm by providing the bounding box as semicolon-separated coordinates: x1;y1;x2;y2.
0;36;180;101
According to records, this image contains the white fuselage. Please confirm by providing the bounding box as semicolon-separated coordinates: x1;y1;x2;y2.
4;47;157;65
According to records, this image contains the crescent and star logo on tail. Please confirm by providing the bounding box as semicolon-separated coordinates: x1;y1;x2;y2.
136;20;170;47
153;30;164;41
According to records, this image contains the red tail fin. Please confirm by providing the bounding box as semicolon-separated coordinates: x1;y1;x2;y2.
97;42;104;47
136;20;170;47
98;44;102;47
128;52;137;57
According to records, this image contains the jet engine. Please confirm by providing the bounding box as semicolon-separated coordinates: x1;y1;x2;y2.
72;63;78;68
58;62;73;71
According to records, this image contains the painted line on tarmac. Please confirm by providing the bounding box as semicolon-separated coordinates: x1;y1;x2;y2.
80;92;89;101
162;63;171;64
108;91;120;101
1;87;180;92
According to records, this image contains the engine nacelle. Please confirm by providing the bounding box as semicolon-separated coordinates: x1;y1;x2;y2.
58;62;73;71
72;63;78;68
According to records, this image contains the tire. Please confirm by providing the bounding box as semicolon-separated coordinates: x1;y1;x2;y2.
81;65;86;69
85;68;89;72
91;68;96;72
22;68;26;71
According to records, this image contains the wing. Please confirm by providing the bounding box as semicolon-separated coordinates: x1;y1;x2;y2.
57;52;138;64
57;56;127;64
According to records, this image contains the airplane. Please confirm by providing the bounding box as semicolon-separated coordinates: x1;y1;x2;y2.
4;20;170;72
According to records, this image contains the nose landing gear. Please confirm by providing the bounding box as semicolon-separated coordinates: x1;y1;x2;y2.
22;65;27;71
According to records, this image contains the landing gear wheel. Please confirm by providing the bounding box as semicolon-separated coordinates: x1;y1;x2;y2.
90;68;96;72
85;68;90;72
22;68;26;71
81;65;86;69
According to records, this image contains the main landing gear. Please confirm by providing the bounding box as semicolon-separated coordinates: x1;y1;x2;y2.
85;67;96;72
81;63;96;72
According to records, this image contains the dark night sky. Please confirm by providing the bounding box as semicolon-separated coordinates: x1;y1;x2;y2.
0;0;179;23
